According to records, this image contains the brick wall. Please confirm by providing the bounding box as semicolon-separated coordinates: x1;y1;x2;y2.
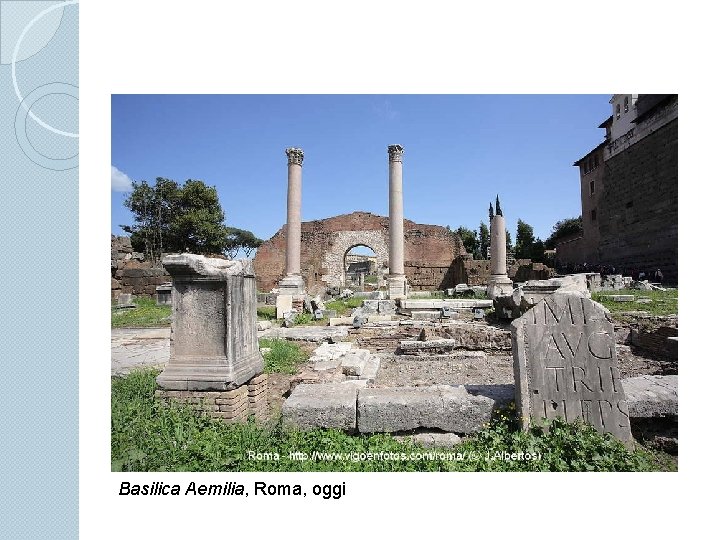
597;119;678;282
254;212;467;293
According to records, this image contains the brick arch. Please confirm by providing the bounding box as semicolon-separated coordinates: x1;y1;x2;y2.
322;230;390;288
253;212;467;293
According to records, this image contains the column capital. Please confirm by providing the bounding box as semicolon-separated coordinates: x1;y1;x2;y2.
388;144;404;162
285;147;304;166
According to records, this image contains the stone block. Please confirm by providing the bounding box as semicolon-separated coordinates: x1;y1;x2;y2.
276;294;293;319
359;355;380;381
357;385;511;434
360;300;379;314
622;375;678;418
311;342;354;361
155;254;264;392
602;294;635;302
314;358;342;371
377;300;397;315
257;320;272;331
411;311;442;321
282;383;358;431
340;350;370;376
399;299;492;311
367;315;393;323
329;317;354;326
512;292;632;443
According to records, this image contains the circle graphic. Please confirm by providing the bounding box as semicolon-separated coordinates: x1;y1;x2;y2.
11;0;79;138
15;82;79;170
0;1;64;64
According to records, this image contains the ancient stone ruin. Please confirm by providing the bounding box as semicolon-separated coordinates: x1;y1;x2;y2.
154;254;268;422
254;145;469;297
511;292;633;443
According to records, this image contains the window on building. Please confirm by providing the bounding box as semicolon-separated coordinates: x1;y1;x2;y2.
616;103;621;119
624;96;629;113
594;155;599;168
626;200;634;208
590;180;595;195
591;209;597;221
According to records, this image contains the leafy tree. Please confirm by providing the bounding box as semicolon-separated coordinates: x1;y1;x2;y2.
515;219;536;260
505;230;513;256
455;226;480;259
545;216;583;249
225;227;263;258
121;177;227;260
479;222;490;259
515;219;547;262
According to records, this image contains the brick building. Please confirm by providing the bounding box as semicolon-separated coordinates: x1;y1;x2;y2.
566;94;678;282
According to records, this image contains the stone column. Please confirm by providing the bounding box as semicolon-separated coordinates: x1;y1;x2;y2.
487;198;513;299
156;254;264;391
278;147;305;299
387;144;407;299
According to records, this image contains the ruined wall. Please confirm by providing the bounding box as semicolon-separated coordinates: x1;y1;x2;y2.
597;119;678;282
254;212;467;293
111;235;169;299
462;258;492;286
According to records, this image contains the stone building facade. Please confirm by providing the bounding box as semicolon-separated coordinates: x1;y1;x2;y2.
253;212;468;293
569;94;678;282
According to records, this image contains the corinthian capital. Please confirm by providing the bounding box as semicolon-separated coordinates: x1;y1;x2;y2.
285;147;304;166
388;144;404;162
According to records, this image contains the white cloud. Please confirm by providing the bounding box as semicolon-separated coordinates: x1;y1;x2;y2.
111;165;133;192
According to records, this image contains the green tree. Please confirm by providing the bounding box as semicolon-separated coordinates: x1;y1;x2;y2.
506;230;513;256
545;216;583;249
479;222;490;259
515;219;547;262
225;227;263;258
121;178;227;259
515;219;536;260
455;226;480;259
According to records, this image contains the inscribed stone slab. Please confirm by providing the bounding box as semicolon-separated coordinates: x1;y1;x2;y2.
511;292;632;443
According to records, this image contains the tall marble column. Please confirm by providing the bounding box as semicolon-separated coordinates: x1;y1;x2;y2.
486;196;513;299
387;144;407;299
278;147;305;296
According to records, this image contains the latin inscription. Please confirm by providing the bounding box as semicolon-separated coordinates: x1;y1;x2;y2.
513;293;632;443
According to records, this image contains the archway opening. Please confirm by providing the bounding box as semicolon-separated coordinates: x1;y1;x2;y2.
344;245;380;290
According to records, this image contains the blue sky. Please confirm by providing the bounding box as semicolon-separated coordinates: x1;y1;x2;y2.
111;94;610;245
